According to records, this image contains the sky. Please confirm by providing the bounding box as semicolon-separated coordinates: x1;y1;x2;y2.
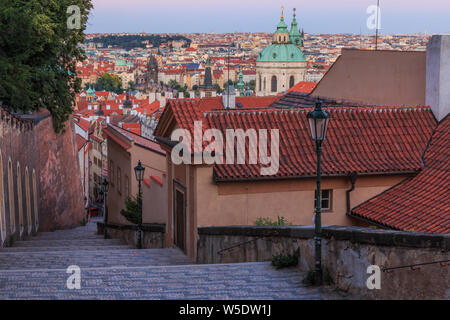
86;0;450;34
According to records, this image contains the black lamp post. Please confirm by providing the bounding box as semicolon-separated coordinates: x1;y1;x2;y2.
307;100;330;285
102;178;109;239
134;160;145;249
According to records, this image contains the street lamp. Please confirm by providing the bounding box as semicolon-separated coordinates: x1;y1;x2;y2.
307;100;330;285
134;160;145;249
102;178;109;239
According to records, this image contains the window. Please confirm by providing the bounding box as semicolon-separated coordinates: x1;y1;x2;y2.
124;175;129;199
289;76;295;88
117;167;121;194
271;76;277;93
314;189;332;211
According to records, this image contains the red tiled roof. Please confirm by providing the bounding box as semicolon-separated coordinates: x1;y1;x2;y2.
109;124;165;155
287;81;318;94
76;134;88;151
164;103;435;180
350;116;449;234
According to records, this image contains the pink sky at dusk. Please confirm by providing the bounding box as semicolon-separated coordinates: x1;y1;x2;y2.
86;0;450;34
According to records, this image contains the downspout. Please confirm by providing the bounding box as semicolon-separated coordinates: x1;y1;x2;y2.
346;173;358;215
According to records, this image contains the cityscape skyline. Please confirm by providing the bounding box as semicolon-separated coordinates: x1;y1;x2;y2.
86;0;450;34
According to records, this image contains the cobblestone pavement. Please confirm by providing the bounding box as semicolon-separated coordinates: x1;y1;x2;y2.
0;219;337;300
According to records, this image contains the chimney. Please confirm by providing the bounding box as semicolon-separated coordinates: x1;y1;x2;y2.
178;92;184;99
149;92;156;104
189;91;195;98
156;92;161;101
200;91;206;98
160;97;166;109
426;34;450;121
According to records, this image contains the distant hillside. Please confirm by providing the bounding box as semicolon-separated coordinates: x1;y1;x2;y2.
89;35;192;50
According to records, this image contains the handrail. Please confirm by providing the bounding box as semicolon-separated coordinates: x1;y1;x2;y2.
217;231;280;255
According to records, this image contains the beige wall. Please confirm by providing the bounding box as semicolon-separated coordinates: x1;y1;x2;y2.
142;175;167;224
195;166;409;227
107;139;166;226
165;162;411;258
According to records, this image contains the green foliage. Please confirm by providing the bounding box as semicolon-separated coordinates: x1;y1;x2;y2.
302;268;334;286
127;81;136;91
94;73;123;94
90;35;191;51
120;193;141;225
0;0;93;132
272;248;299;269
254;216;292;226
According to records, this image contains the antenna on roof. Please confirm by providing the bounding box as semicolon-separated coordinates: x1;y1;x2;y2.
375;0;380;50
227;43;231;108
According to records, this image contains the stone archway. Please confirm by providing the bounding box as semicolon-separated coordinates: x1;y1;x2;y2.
25;167;32;235
8;159;15;234
17;162;23;236
0;150;6;242
32;169;39;232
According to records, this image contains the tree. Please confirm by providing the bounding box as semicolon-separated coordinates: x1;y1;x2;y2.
95;73;123;94
0;0;93;132
120;193;141;225
127;81;136;91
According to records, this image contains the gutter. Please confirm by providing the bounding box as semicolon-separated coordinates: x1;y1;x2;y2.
346;173;358;215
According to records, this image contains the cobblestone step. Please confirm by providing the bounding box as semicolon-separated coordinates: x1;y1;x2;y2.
0;245;133;253
0;248;192;271
12;239;124;248
33;233;104;240
0;262;332;300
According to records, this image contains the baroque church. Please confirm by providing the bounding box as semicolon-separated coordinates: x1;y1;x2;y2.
256;8;307;96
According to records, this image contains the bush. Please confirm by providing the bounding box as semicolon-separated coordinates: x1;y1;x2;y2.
120;193;141;224
254;216;292;226
272;248;299;269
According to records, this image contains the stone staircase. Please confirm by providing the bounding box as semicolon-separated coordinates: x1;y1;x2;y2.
0;219;335;300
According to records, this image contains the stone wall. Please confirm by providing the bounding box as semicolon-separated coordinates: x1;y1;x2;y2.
0;108;85;247
97;221;165;249
197;226;450;299
35;116;85;231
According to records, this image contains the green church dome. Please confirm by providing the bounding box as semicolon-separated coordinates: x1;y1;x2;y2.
257;44;306;62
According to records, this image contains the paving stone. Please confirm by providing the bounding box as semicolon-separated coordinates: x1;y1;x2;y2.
0;219;339;300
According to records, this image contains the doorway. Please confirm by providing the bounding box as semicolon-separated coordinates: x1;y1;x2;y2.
173;182;186;252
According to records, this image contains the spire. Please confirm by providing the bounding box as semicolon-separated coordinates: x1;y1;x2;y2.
275;5;288;34
290;8;303;47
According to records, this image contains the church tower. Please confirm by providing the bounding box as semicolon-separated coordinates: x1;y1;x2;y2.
147;54;158;86
289;8;303;48
199;55;216;97
255;7;307;96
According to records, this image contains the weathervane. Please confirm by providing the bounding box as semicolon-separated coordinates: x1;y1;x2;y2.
293;7;296;18
281;5;284;19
